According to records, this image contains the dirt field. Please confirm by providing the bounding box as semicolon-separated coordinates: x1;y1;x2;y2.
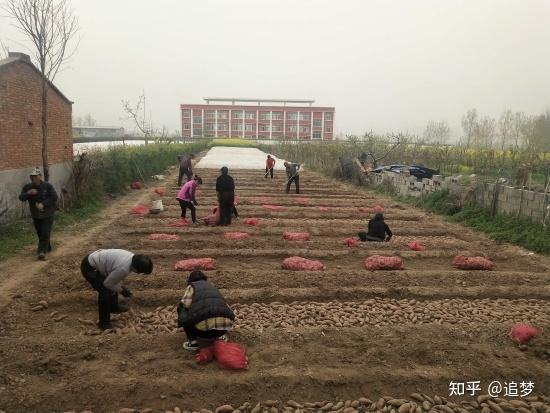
0;152;549;413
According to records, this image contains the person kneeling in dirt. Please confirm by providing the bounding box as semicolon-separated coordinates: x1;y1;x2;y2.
358;213;392;242
81;249;153;330
177;270;235;351
177;174;203;224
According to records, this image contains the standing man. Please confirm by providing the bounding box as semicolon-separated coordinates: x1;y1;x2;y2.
18;167;58;260
81;249;153;330
264;154;276;179
216;166;235;226
177;270;235;351
284;161;301;194
177;175;202;224
177;153;195;187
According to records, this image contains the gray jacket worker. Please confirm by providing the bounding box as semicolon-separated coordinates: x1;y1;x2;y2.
178;153;195;186
80;249;153;330
18;167;58;260
284;161;301;194
177;271;235;351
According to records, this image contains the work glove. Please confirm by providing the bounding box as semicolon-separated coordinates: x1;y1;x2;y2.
120;287;133;298
193;200;198;206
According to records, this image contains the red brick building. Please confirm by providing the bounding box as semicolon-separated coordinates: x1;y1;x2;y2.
0;52;73;222
181;98;335;140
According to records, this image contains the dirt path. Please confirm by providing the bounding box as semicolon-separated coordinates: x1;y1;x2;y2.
0;152;548;413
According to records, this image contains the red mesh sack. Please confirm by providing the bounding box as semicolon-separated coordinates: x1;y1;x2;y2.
344;237;359;247
509;324;540;344
130;205;149;215
131;180;142;190
283;231;311;241
262;204;287;211
372;205;384;213
293;197;310;205
169;218;189;227
282;256;325;271
175;258;217;271
194;346;215;364
319;207;331;212
223;232;250;240
148;233;180;241
243;217;260;226
153;187;166;196
407;241;426;251
452;255;493;270
365;255;404;271
212;341;249;370
203;208;221;227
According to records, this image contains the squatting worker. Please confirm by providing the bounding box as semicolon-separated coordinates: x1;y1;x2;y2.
18;167;58;260
284;160;301;194
177;175;202;224
81;249;153;330
216;166;235;226
265;154;276;179
177;270;235;351
358;213;393;242
177;153;195;186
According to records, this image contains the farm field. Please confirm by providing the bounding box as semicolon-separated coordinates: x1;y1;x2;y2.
0;148;549;413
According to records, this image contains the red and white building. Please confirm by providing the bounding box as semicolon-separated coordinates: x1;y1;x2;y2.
181;98;335;140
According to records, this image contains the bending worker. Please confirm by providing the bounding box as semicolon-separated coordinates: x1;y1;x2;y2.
358;213;393;242
177;174;202;224
81;249;153;330
265;154;276;179
177;271;235;351
284;160;301;194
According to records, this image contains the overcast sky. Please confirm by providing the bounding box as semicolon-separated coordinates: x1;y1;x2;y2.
2;0;550;138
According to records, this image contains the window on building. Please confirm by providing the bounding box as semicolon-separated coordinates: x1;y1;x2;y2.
313;132;322;139
183;123;190;130
287;112;298;120
272;125;281;132
325;112;333;120
233;111;244;119
193;116;202;124
313;120;322;127
217;124;228;131
325;126;332;132
245;112;255;119
245;124;254;131
259;124;270;132
259;112;271;120
205;123;215;131
271;112;282;120
205;111;215;119
288;125;297;132
217;111;228;119
299;113;311;121
300;126;309;133
232;123;243;131
182;110;191;118
193;129;203;137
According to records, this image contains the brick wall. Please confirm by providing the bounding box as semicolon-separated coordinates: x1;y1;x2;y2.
0;60;73;171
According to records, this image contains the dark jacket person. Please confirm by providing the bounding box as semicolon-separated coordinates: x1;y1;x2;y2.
358;213;392;242
18;167;58;260
177;271;235;351
215;166;235;226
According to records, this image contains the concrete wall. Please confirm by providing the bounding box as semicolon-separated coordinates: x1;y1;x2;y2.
365;170;550;223
0;162;73;223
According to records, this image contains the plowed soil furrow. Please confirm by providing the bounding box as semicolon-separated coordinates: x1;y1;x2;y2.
1;156;549;413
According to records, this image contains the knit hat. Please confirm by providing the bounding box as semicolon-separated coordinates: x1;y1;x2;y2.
29;167;42;176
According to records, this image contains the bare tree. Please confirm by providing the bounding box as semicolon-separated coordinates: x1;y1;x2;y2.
474;116;496;147
423;120;451;144
512;111;527;150
121;93;153;145
4;0;79;181
0;39;9;59
363;132;406;168
73;113;97;127
497;110;514;151
461;108;478;147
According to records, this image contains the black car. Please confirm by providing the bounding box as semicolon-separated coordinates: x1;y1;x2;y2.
371;164;439;180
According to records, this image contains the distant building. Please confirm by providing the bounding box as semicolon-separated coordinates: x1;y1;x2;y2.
72;126;125;139
0;52;73;223
181;98;335;140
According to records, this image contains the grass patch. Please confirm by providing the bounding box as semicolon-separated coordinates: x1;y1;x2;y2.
210;138;258;148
